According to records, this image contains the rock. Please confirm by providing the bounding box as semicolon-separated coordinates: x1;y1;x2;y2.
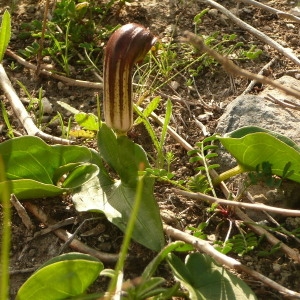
214;75;300;210
41;97;53;114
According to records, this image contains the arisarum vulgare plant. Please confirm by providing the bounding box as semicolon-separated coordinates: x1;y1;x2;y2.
103;23;157;134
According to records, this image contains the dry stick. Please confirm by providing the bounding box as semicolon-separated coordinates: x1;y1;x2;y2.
239;0;300;23
10;195;35;231
24;202;119;263
151;111;300;263
200;0;300;67
173;189;300;217
27;217;77;241
164;225;300;298
5;49;103;89
0;63;71;144
9;266;40;275
242;57;277;95
264;94;300;111
183;31;300;100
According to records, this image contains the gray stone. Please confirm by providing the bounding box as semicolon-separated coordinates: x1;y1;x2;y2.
216;76;300;141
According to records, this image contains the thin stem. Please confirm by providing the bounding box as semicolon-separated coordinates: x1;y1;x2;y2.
0;156;11;300
106;166;145;299
213;165;246;185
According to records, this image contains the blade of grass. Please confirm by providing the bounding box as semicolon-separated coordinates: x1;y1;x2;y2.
105;163;146;299
0;10;11;62
0;155;12;300
158;98;172;167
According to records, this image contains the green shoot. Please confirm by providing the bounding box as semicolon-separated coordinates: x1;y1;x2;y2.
36;87;44;128
158;99;172;167
0;10;11;63
258;242;281;257
188;135;220;197
0;156;12;300
165;151;176;173
215;232;260;256
106;166;145;297
193;8;210;34
1;102;14;138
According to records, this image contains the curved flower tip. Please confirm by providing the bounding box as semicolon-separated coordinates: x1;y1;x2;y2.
103;23;157;134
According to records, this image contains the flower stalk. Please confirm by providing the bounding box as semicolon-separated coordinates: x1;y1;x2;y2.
103;23;157;134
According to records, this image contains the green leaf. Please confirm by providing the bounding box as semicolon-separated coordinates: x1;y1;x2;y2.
1;179;66;199
16;253;103;300
222;126;300;152
61;163;99;188
0;136;99;199
75;112;99;131
0;10;11;62
167;253;257;300
134;96;161;125
72;124;165;251
160;99;172;148
219;126;300;183
142;241;185;280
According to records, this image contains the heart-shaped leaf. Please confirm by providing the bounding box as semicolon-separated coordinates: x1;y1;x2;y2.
219;126;300;183
16;253;103;300
0;136;99;199
167;253;257;300
72;124;165;251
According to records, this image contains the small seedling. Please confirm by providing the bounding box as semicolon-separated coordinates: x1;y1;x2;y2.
1;102;15;138
188;135;220;196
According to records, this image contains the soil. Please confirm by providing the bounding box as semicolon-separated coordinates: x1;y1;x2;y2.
1;0;300;299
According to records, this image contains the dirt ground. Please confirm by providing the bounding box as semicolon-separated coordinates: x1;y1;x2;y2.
1;0;300;299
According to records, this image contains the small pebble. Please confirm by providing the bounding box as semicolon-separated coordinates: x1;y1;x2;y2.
273;263;281;273
286;23;295;29
41;97;53;114
208;9;218;17
43;56;52;63
170;80;180;90
243;255;253;262
57;81;64;90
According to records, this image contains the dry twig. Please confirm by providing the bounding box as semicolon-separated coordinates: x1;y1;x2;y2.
5;49;103;89
10;195;35;232
0;63;71;144
27;217;77;241
183;31;300;100
200;0;300;66
173;189;300;217
239;0;300;23
242;57;277;95
264;94;300;110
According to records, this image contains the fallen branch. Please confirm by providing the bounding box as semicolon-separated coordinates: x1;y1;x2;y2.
164;224;300;298
242;57;277;95
239;0;300;23
0;63;71;144
183;31;300;100
24;202;119;263
173;189;300;217
5;49;103;89
10;195;35;231
264;94;300;111
200;0;300;66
